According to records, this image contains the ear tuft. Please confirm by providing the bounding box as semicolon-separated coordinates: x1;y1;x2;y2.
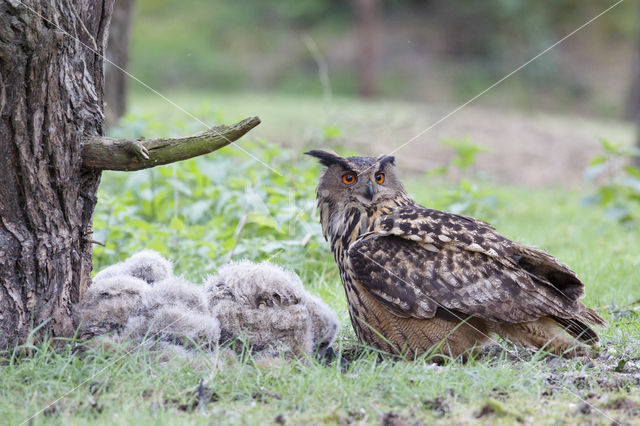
305;150;347;168
378;155;395;168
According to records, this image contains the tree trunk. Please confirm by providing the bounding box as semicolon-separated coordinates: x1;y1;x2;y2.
353;0;380;98
0;1;260;351
627;24;640;167
105;0;134;128
628;57;640;124
0;0;114;349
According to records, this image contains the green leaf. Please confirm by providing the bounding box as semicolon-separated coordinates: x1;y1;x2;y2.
618;177;640;193
323;125;342;140
584;163;607;182
459;179;474;192
246;213;279;230
598;186;616;205
425;166;448;177
168;178;193;196
588;155;607;166
448;201;471;214
623;165;640;179
580;194;602;207
604;205;630;222
169;216;186;232
187;200;213;223
600;139;622;155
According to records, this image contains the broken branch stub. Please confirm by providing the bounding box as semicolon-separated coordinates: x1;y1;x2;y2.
82;116;261;171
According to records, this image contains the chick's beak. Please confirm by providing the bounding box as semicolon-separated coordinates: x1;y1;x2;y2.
365;181;374;200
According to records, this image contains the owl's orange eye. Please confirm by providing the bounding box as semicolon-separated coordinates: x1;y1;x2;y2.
375;172;385;184
342;172;356;185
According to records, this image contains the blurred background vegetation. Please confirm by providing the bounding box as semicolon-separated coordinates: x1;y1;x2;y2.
96;0;640;274
121;0;639;117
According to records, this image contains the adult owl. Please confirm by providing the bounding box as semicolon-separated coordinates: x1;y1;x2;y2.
306;150;606;359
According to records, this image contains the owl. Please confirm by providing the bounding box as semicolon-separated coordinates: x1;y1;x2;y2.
306;150;606;359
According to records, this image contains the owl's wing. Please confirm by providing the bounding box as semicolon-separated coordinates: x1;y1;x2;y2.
347;205;604;327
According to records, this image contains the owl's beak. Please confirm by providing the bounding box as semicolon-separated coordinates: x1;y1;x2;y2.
365;181;374;200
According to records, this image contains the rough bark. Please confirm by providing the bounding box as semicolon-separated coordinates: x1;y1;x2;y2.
353;0;380;98
0;1;262;351
104;0;134;128
0;0;113;349
82;116;261;171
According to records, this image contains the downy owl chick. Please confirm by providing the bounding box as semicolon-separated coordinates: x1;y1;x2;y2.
205;260;338;357
93;250;173;285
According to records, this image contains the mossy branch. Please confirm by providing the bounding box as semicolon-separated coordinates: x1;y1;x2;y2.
82;116;261;171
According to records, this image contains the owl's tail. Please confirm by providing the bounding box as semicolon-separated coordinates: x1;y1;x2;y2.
490;316;598;357
551;307;606;343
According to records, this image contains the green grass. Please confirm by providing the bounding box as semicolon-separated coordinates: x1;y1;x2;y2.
121;90;635;147
3;179;639;425
2;104;640;425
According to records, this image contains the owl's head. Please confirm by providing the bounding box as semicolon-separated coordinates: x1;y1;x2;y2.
305;150;409;209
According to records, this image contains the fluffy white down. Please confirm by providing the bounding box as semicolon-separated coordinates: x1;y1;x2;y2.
139;277;209;314
76;254;339;359
304;293;339;351
206;261;307;307
93;250;173;284
124;277;221;348
205;260;339;355
75;275;151;339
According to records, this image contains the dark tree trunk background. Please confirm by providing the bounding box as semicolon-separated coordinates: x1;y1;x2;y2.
0;0;114;349
628;50;640;124
105;0;134;128
353;0;380;98
627;24;640;167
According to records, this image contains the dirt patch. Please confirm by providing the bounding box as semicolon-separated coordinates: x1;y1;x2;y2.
603;397;638;412
382;411;424;426
422;396;449;417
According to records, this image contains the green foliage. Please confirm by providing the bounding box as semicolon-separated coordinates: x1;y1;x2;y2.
583;139;640;224
94;114;330;282
131;0;349;95
95;118;500;284
436;178;498;221
129;0;638;115
423;138;498;221
7;126;640;423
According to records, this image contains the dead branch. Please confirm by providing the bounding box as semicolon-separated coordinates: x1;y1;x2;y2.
82;116;261;171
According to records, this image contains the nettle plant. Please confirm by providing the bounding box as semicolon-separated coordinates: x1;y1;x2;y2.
94;113;327;282
425;137;498;222
583;139;640;225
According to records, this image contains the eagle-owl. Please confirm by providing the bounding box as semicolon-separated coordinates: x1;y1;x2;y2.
306;150;606;359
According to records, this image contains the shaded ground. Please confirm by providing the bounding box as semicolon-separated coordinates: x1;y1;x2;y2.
340;335;640;426
11;333;640;426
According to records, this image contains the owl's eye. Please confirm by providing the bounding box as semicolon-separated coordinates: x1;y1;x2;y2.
375;172;385;184
342;172;356;185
